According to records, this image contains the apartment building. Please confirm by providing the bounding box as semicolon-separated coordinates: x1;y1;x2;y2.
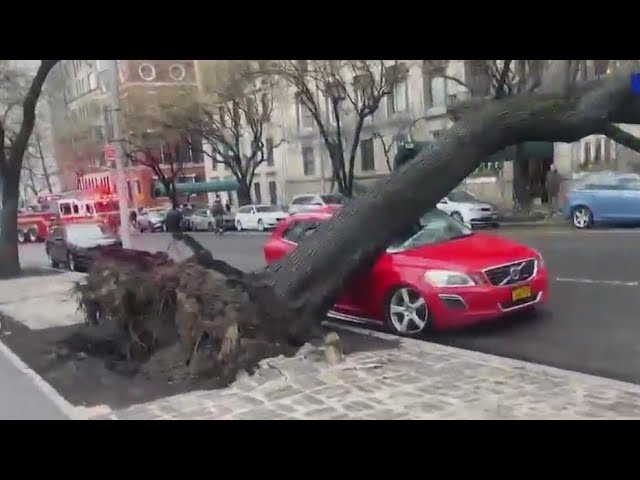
51;60;213;206
276;60;507;203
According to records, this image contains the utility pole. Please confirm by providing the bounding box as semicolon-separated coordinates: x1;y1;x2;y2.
105;60;132;248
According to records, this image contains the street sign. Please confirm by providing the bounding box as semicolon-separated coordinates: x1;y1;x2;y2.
104;144;117;164
631;73;640;94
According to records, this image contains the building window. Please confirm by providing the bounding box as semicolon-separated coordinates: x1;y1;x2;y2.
139;63;156;81
593;139;602;164
302;146;315;176
265;137;274;166
603;137;613;164
582;141;591;166
269;180;278;205
253;182;262;204
360;138;375;171
386;78;408;116
297;99;314;130
169;64;186;81
430;70;447;108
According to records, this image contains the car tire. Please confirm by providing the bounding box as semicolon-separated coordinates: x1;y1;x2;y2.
208;222;215;232
17;230;25;244
67;252;77;272
571;205;593;229
257;220;265;232
384;286;431;337
27;228;39;242
450;212;464;223
236;220;243;232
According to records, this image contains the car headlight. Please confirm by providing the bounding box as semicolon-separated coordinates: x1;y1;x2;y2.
424;270;477;287
533;250;545;268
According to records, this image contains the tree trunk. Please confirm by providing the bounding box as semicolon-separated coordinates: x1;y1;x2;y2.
512;143;531;210
237;181;252;206
0;169;21;279
263;90;615;335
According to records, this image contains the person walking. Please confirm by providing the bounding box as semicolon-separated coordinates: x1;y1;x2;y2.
545;164;562;220
210;194;225;234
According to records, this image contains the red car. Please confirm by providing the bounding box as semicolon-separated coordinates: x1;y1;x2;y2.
263;209;549;335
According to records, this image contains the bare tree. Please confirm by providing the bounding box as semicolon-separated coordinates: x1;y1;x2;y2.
268;60;404;197
120;85;197;210
0;60;58;278
184;61;285;206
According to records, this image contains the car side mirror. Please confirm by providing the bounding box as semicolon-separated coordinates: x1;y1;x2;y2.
439;198;448;204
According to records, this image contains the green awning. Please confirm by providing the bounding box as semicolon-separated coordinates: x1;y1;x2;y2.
153;179;239;197
488;142;554;162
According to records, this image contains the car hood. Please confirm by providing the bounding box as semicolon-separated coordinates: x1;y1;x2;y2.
72;238;121;249
391;233;537;271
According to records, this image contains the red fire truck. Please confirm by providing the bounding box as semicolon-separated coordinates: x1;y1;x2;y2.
16;189;129;243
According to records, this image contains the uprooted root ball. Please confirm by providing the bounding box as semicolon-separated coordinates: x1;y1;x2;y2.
72;246;299;385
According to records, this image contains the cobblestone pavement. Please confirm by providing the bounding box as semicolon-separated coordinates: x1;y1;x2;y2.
93;325;640;420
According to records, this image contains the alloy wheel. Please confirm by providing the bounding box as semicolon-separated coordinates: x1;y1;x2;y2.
572;207;592;229
388;287;429;335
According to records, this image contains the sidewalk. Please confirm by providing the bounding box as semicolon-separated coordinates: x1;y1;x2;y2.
94;325;640;420
3;271;640;420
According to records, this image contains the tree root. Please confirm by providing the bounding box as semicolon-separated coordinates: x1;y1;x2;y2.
71;237;320;385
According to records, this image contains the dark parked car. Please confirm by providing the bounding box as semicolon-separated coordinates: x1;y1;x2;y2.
45;222;123;271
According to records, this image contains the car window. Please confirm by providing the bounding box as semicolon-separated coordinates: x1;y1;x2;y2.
292;196;314;205
388;209;472;252
196;209;209;216
282;221;320;243
447;190;477;203
51;227;64;238
256;206;278;213
238;206;252;214
66;223;115;246
320;194;343;205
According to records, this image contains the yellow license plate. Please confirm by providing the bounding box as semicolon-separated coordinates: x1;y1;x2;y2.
511;285;532;302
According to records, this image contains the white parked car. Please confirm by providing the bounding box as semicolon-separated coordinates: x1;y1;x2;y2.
288;193;344;215
435;189;499;228
235;204;289;232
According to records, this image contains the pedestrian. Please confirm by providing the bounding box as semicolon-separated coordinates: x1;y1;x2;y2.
545;164;562;220
211;194;225;234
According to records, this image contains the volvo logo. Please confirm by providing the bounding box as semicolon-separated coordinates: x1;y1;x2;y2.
509;264;524;280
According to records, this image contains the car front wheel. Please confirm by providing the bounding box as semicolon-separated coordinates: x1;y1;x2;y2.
67;252;77;272
236;220;243;231
572;206;593;229
385;286;430;336
257;220;265;232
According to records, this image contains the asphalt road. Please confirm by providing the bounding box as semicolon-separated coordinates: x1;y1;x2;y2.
15;227;640;385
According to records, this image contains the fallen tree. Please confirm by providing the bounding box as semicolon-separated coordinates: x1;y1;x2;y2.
74;61;640;382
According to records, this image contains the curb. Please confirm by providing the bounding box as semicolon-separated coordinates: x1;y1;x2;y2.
323;320;640;394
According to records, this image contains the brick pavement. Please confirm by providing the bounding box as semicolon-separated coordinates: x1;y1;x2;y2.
92;324;640;420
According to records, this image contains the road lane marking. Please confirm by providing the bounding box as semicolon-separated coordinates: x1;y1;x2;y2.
554;277;639;287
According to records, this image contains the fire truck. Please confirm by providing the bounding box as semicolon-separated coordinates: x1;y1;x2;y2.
16;189;128;243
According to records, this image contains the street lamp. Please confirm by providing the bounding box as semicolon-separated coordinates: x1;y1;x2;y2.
99;60;132;248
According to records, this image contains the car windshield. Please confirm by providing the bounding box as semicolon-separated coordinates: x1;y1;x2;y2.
447;189;478;203
67;224;115;246
388;209;472;252
320;194;344;205
148;210;167;219
255;206;279;213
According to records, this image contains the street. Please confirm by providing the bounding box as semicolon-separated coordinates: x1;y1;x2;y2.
17;227;640;385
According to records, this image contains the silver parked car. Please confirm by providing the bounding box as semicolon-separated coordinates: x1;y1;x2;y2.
189;208;218;231
137;208;168;232
288;193;344;215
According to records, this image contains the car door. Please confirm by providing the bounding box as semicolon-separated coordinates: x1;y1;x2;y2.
617;179;640;221
583;182;622;220
49;227;66;264
437;196;453;215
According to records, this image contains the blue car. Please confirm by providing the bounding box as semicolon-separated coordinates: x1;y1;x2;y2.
563;172;640;229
